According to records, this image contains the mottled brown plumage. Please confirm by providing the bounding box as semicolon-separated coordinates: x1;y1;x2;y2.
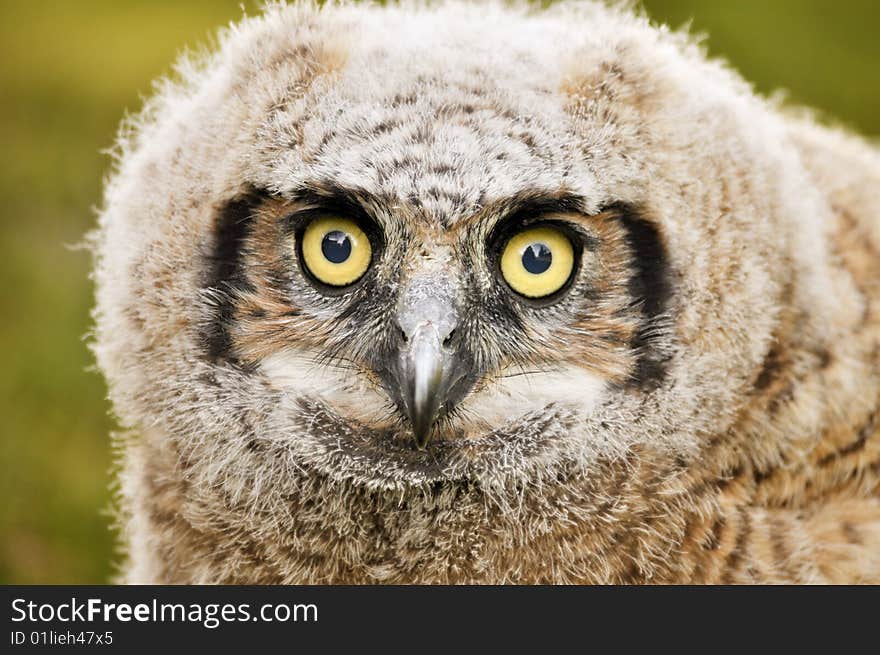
92;1;880;583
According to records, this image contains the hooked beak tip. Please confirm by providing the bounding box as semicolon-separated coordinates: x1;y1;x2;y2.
412;427;431;450
406;377;442;449
401;323;449;449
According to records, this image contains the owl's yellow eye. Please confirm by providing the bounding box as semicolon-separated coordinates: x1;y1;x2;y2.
500;226;575;298
301;217;372;287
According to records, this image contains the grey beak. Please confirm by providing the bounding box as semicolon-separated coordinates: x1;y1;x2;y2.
400;322;455;449
384;267;469;449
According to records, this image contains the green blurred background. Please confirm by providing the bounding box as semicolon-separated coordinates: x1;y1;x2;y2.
0;0;877;584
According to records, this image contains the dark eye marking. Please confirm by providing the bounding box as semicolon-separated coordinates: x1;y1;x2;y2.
201;186;274;363
609;203;672;389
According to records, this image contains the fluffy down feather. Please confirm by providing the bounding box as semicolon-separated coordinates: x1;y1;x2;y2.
91;1;880;583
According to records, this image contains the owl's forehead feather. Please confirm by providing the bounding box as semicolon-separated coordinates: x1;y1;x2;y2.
238;4;666;221
266;75;599;223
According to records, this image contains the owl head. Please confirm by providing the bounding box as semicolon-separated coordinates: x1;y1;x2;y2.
93;1;842;580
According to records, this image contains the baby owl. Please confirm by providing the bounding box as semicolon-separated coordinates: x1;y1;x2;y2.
92;1;880;583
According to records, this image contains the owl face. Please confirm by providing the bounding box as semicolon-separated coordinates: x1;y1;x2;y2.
214;183;664;451
95;1;801;496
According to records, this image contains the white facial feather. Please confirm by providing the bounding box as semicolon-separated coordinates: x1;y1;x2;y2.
260;348;395;427
457;365;607;434
262;345;606;440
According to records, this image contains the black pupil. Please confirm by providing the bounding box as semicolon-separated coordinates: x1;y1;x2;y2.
522;242;552;274
321;230;352;264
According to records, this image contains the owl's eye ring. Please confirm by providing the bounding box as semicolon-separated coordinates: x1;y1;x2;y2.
498;224;576;300
299;216;373;289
